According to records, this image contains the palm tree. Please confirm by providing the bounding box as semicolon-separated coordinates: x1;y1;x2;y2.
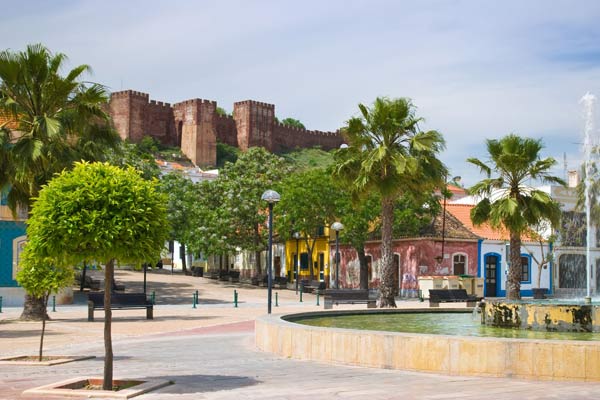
0;44;120;319
468;134;564;300
334;97;446;307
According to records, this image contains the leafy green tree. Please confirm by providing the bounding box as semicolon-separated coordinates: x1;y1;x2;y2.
281;117;306;129
159;172;198;274
276;169;339;280
186;179;233;261
0;44;120;320
334;97;446;307
24;162;167;390
468;134;564;299
218;147;289;275
16;253;73;361
216;141;240;167
107;141;161;180
216;106;230;117
138;135;160;154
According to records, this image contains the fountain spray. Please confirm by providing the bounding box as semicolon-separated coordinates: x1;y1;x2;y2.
580;92;596;304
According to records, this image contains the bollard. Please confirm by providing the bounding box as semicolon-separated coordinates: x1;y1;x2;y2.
193;291;197;308
196;290;199;305
299;289;303;303
316;293;320;306
52;295;56;312
234;290;238;308
151;291;156;305
0;296;3;313
275;292;279;307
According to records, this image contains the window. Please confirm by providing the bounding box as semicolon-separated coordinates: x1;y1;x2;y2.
300;253;309;269
453;254;466;275
521;255;530;283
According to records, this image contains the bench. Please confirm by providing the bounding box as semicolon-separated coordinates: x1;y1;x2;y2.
87;292;153;321
323;289;376;309
273;276;288;289
301;279;326;294
428;289;480;307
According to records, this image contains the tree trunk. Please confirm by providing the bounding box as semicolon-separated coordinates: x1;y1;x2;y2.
20;294;49;321
80;263;87;292
38;293;49;361
357;245;369;290
507;232;522;300
180;244;188;275
103;259;114;391
379;195;397;307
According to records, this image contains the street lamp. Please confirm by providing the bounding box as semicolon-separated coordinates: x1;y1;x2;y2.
293;232;301;294
262;189;280;314
331;221;344;289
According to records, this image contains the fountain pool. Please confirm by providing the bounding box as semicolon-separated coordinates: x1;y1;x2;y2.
255;309;600;382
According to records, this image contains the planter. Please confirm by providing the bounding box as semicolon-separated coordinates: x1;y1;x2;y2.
24;377;171;399
532;288;548;299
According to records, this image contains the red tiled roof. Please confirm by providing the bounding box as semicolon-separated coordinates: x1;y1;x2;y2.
445;203;509;241
445;203;538;241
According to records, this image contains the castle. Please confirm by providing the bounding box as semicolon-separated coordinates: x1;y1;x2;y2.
109;90;344;166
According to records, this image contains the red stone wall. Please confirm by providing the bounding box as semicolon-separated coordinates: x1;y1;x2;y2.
233;101;275;151
173;99;217;167
334;238;479;297
272;123;344;152
215;114;238;147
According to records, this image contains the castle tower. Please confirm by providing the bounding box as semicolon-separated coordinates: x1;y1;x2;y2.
109;90;150;142
173;99;217;167
233;100;275;151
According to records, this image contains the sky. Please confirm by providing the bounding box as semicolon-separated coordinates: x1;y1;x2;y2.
3;0;600;186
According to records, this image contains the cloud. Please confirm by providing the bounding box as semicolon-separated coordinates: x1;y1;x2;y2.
3;0;600;185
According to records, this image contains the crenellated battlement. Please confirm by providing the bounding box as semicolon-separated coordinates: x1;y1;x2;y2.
234;100;275;109
111;90;150;100
149;99;172;109
174;98;217;107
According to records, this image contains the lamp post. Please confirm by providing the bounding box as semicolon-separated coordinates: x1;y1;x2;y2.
262;189;280;314
331;222;344;289
293;232;301;294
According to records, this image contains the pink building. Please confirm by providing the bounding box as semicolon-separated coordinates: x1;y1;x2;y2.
332;208;480;297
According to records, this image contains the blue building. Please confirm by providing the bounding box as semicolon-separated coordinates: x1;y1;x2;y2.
0;191;27;306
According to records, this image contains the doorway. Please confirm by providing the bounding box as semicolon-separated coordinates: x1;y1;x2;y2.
393;254;401;295
484;254;499;297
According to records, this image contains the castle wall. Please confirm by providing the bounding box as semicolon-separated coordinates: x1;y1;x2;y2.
109;90;343;167
215;114;238;147
272;123;344;152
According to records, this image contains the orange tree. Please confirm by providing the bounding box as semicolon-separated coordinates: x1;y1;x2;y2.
23;162;167;390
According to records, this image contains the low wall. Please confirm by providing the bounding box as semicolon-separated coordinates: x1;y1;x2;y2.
0;287;25;307
256;310;600;381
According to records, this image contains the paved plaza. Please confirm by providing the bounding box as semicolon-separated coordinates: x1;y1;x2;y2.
1;269;600;399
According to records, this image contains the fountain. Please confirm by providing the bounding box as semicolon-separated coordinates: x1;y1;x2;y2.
255;94;600;381
482;93;599;332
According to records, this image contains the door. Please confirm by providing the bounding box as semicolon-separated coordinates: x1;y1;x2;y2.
485;254;499;297
319;253;325;281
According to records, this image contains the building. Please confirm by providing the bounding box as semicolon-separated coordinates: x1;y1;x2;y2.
333;209;481;297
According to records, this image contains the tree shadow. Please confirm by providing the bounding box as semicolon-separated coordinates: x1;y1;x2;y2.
144;374;260;394
0;329;60;338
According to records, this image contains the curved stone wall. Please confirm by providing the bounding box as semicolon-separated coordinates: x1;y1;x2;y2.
255;309;600;381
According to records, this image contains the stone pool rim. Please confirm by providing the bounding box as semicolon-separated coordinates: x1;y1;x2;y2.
256;308;600;381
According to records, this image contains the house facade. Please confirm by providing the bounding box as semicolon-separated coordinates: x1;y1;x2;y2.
332;209;481;297
0;188;27;306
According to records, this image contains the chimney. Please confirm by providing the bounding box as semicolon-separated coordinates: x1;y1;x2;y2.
568;170;580;188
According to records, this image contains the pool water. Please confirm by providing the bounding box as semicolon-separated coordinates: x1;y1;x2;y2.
293;312;600;341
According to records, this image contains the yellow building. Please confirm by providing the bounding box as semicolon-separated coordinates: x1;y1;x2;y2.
284;226;332;284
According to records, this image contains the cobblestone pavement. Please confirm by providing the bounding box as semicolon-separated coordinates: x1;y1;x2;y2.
1;269;600;399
